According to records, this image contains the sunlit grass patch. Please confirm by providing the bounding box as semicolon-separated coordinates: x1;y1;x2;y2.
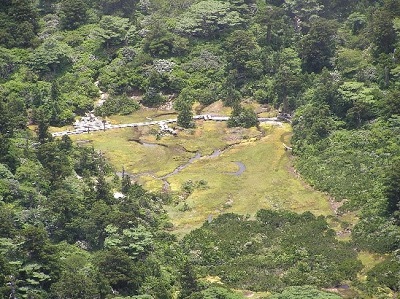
70;127;193;177
357;251;387;281
166;124;334;235
107;109;178;124
70;118;334;238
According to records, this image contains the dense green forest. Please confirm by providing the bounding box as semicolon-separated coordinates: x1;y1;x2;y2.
1;0;400;298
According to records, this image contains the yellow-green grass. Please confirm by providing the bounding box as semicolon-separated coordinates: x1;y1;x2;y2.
165;124;334;236
70;127;193;178
107;109;178;124
357;251;387;281
69;120;334;237
194;100;232;115
159;121;261;155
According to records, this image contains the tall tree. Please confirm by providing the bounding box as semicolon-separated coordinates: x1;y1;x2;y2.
59;0;89;30
97;0;138;18
224;30;262;82
0;0;39;48
368;9;396;56
299;18;338;73
177;102;194;128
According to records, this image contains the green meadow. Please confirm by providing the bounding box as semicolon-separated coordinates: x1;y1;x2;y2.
70;118;334;236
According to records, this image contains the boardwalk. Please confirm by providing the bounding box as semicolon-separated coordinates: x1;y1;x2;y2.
51;115;282;137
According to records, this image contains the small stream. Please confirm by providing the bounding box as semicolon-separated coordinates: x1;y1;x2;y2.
116;144;246;192
227;161;246;176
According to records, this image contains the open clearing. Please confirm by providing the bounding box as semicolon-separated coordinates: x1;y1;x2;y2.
70;116;334;236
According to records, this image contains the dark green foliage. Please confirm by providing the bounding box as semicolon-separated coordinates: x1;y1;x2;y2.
224;30;262;84
0;0;39;48
299;18;338;73
142;88;166;107
383;159;400;216
380;90;400;119
33;107;53;144
0;202;16;238
175;0;244;38
177;102;195;128
269;286;342;299
59;0;89;30
96;248;139;295
99;15;131;49
95;95;140;116
352;217;400;253
98;0;138;17
292;103;335;149
368;9;396;56
190;286;244;299
143;21;189;58
182;211;361;292
37;142;73;184
228;104;259;128
367;253;400;292
29;38;73;76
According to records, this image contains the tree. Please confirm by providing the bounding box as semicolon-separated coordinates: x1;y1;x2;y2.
46;182;86;242
0;95;27;137
97;0;138;18
104;224;154;259
380;90;400;119
0;201;16;237
99;15;130;49
51;254;100;299
95;248;139;295
175;0;244;38
143;21;189;58
29;39;72;75
283;0;324;23
383;159;400;216
179;262;198;298
292;103;335;150
224;30;262;84
228;104;259;128
37;142;73;184
177;103;194;128
0;0;39;48
368;9;396;56
345;12;367;35
33;107;52;144
142;87;165;107
299;18;338;73
59;0;89;30
367;253;400;293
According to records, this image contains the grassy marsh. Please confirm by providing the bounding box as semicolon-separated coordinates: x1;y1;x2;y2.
70;119;334;236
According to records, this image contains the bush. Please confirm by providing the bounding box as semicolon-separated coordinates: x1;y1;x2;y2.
141;88;166;108
95;95;139;116
228;105;259;128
